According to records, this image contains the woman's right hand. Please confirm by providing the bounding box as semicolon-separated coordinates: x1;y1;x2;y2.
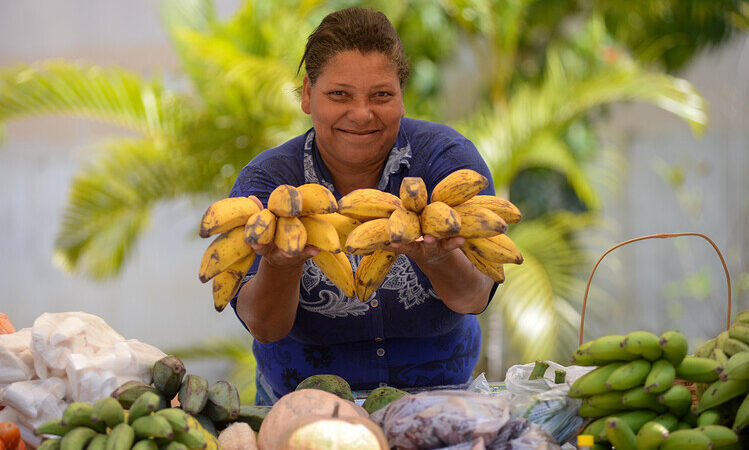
250;242;319;269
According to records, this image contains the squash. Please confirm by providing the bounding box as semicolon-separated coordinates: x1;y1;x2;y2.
0;314;15;335
218;422;257;450
276;415;388;450
257;390;368;450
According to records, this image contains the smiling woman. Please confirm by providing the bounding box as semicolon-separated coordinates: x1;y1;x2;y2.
227;6;499;405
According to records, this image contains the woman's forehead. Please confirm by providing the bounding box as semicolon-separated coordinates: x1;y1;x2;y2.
317;50;400;85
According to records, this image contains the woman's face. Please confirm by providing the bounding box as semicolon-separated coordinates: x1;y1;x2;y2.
302;50;405;170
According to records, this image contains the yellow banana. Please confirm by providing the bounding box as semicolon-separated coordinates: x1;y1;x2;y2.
344;218;390;255
300;215;341;253
268;184;303;217
274;216;307;256
199;196;261;238
461;195;522;224
211;253;255;312
312;251;355;298
430;169;488;206
420;201;461;237
462;245;505;283
463;234;523;264
244;209;277;245
199;226;254;283
355;250;397;302
296;183;338;215
307;213;361;248
337;188;401;221
399;177;428;213
388;207;421;243
453;203;507;238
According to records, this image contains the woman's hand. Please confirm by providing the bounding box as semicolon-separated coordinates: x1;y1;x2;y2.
385;235;465;266
250;242;319;269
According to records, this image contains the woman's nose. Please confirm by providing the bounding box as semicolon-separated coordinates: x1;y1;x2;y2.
347;99;374;123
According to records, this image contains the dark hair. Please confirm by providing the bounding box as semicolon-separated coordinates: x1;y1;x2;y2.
298;7;410;88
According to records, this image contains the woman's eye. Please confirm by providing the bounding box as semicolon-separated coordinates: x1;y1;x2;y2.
329;91;346;96
375;91;392;97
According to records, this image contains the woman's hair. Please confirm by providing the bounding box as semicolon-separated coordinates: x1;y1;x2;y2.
298;7;410;88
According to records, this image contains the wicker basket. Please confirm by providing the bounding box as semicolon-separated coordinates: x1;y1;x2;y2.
578;232;733;407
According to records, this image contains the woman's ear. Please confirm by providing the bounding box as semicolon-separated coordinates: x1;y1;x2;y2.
301;74;311;114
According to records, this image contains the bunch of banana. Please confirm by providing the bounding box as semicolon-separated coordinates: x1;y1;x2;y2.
198;183;359;310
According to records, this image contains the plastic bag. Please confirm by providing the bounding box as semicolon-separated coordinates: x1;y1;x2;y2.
504;361;592;396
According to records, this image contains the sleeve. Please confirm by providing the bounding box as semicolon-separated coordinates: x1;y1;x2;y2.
424;135;499;314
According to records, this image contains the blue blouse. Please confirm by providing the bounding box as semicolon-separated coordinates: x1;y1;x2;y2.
229;118;497;402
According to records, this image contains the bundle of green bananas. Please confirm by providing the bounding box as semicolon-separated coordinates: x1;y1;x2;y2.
571;329;743;449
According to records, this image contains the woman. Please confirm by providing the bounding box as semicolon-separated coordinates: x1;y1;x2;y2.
229;6;498;405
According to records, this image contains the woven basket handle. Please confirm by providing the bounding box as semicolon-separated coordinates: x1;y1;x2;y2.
579;232;732;345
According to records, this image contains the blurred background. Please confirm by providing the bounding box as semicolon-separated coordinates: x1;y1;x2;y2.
1;0;747;402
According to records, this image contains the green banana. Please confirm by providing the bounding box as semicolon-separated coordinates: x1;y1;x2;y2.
178;374;210;415
675;356;721;382
233;405;270;432
570;362;626;398
588;335;638;364
697;424;738;447
596;410;659;441
582;417;607;442
644;359;676;393
111;381;159;409
623;330;662;361
130;440;159;450
160;442;189;450
571;340;596;366
720;351;749;381
731;393;749;431
172;423;207;449
152;355;187;399
735;310;749;325
711;348;729;366
607;359;651;391
579;403;618;418
657;384;693;417
91;397;124;428
131;415;174;440
203;380;240;422
721;338;749;356
104;423;135;450
37;439;62;450
605;417;637;450
195;413;218;437
696;409;722;426
659;331;688;367
716;330;730;351
660;429;712;450
635;421;669;450
621;387;666;412
85;434;108;450
696;379;749;413
128;391;167;424
694;338;717;358
586;391;626;411
155;408;190;432
651;413;679;431
61;402;95;428
728;322;749;345
35;418;74;436
59;426;97;450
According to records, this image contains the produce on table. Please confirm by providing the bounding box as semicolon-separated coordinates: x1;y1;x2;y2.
275;414;388;450
0;314;16;335
0;422;25;450
199;170;523;309
361;386;408;415
218;422;256;450
294;374;354;402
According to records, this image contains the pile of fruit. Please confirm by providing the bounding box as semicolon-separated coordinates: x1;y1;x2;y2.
571;311;749;449
197;169;523;310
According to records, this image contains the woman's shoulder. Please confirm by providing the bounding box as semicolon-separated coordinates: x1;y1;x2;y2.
401;117;471;146
247;133;308;168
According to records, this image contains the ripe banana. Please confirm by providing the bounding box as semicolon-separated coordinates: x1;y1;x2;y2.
355;250;397;302
675;356;721;382
199;226;253;283
607;359;651;390
659;429;712;450
212;252;255;312
453;203;507;238
697;379;749;413
296;183;338;215
300;215;342;253
387;207;421;243
267;184;303;217
461;195;522;224
622;330;662;361
461;246;505;283
199;196;260;238
338;189;401;221
430;169;488;206
720;351;749;381
399;177;427;213
636;421;669;450
274;216;307;256
644;360;676;394
588;335;638;364
309;213;361;248
659;330;688;367
605;417;637;450
463;234;523;264
344;218;390;255
420;201;461;237
569;362;625;397
244;209;277;245
311;251;355;298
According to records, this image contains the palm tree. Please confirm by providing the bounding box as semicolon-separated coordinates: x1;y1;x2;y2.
0;0;711;388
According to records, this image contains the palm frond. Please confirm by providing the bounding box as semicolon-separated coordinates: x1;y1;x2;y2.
0;62;188;138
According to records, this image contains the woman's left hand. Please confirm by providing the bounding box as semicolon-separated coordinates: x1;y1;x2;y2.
384;235;466;266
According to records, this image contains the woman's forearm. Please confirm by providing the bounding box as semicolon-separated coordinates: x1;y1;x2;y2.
415;249;495;314
235;258;304;343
